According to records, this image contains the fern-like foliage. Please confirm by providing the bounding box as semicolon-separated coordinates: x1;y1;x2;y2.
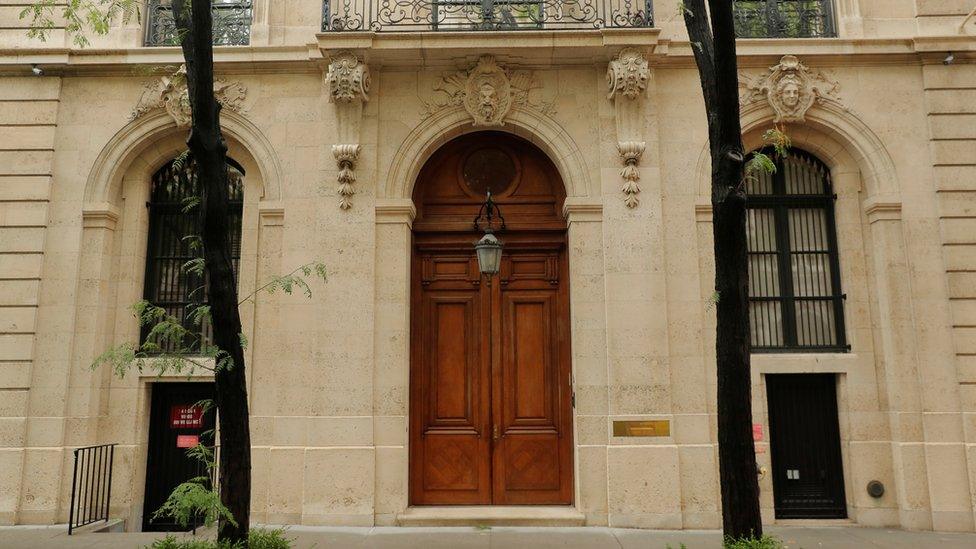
762;126;792;159
745;152;777;177
151;475;236;530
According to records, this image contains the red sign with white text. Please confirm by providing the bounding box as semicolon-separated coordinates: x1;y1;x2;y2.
170;404;204;429
176;435;199;448
753;424;764;441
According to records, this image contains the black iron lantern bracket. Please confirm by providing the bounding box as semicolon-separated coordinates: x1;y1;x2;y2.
473;190;506;233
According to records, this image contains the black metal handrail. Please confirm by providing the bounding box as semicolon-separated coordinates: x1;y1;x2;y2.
733;0;836;38
322;0;653;32
145;0;254;46
68;444;116;535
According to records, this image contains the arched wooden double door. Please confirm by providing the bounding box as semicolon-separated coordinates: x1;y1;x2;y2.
409;132;574;505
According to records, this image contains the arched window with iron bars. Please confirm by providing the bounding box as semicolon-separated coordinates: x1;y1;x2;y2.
142;156;244;354
746;148;848;352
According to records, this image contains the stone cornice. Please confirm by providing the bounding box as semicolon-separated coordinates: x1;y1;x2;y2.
863;200;903;224
376;199;417;226
81;203;121;230
563;198;603;223
2;34;973;76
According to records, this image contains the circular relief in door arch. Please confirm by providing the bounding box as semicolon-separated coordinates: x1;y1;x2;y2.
461;147;517;197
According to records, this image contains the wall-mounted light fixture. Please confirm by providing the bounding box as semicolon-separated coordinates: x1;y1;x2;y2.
473;191;506;276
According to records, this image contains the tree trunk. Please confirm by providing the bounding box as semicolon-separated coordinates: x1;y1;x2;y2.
683;0;764;540
172;1;251;543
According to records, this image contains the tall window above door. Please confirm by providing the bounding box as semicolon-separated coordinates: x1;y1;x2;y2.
746;149;847;353
142;156;244;354
145;0;253;46
733;0;836;38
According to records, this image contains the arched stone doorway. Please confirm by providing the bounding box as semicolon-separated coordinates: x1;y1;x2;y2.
408;131;574;505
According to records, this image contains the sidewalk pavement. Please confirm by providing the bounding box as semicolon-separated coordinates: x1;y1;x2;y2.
3;524;976;549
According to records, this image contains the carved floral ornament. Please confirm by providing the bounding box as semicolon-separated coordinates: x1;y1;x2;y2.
739;55;843;123
423;55;554;127
326;51;370;103
333;144;360;211
607;48;649;100
618;141;645;208
130;65;247;128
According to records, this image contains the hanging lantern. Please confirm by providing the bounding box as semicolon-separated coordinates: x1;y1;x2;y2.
475;231;503;275
473;191;506;276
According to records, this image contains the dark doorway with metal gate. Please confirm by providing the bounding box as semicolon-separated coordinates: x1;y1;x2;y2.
143;382;216;531
766;373;847;519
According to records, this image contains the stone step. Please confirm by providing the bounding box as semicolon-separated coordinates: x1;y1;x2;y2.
396;506;586;527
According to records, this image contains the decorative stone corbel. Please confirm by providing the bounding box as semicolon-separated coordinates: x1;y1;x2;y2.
325;51;370;210
607;48;650;209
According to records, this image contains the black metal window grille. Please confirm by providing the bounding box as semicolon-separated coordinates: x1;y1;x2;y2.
733;0;836;38
68;444;116;535
142;157;244;354
322;0;653;31
746;148;847;352
145;0;253;46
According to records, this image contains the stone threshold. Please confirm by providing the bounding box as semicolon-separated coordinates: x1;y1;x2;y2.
396;506;586;527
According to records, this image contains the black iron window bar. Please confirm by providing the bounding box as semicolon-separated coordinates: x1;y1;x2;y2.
142;157;244;354
68;444;116;535
323;0;653;31
746;148;848;353
146;0;253;46
733;0;836;38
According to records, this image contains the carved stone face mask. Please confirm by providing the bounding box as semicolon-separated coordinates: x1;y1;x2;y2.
782;82;800;108
478;82;497;118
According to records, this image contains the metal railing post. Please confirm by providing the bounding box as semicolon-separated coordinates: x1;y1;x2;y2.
68;448;79;535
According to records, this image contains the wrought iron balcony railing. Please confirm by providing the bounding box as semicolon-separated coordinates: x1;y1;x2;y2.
733;0;836;38
146;0;253;46
322;0;654;32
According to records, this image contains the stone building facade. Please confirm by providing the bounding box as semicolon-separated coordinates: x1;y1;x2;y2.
1;0;976;534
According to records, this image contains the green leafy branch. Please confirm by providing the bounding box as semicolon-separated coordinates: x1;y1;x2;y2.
240;261;329;304
91;261;328;378
20;0;141;48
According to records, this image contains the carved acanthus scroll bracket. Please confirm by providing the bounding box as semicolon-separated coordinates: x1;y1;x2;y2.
325;51;370;210
607;48;650;209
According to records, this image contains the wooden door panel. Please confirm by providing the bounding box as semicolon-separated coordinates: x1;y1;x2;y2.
492;286;572;504
410;273;491;504
428;298;476;426
500;436;561;492
502;294;557;427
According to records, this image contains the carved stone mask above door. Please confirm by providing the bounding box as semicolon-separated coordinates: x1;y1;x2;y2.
422;55;555;127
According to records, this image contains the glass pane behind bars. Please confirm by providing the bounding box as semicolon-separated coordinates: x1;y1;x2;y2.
746;149;845;351
747;208;784;347
143;158;244;354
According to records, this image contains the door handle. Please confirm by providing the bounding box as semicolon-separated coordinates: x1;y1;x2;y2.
493;424;500;441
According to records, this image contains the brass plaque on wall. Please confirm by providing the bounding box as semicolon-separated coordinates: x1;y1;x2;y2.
612;420;670;437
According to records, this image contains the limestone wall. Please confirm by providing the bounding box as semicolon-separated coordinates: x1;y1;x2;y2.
0;0;974;535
